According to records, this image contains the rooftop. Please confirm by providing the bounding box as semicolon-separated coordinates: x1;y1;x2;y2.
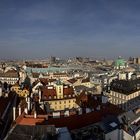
110;78;140;95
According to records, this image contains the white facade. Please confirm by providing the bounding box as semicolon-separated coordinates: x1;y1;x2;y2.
105;129;121;140
32;82;43;93
109;90;140;111
104;129;140;140
0;77;19;85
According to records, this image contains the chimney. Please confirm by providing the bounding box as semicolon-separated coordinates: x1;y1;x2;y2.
13;107;16;121
0;85;2;97
27;96;31;111
24;107;28;114
19;106;21;116
38;89;41;102
34;111;37;118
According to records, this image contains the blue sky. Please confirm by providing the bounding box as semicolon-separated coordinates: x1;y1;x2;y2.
0;0;140;59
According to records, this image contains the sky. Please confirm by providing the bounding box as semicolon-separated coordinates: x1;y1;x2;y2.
0;0;140;59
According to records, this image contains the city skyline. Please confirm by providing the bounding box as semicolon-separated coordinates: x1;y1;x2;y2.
0;0;140;59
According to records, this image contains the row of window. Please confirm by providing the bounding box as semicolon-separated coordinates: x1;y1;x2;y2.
0;78;18;80
6;81;17;85
44;94;75;100
50;100;75;105
54;105;72;110
110;91;140;100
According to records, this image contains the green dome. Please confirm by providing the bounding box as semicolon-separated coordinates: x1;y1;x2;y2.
114;58;125;67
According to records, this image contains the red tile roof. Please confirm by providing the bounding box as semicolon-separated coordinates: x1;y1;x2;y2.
39;78;56;85
63;86;74;95
18;117;46;125
67;78;77;84
47;104;123;130
41;85;75;100
53;73;67;76
0;70;19;78
81;78;90;83
32;73;40;78
41;86;57;100
15;112;47;126
15;100;123;130
76;91;88;105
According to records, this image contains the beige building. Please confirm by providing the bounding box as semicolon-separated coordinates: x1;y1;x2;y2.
39;81;79;111
0;70;19;85
108;79;140;111
67;77;93;88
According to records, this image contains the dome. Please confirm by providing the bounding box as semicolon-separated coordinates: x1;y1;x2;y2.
114;58;125;67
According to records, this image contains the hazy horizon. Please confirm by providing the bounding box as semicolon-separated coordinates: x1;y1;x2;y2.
0;0;140;59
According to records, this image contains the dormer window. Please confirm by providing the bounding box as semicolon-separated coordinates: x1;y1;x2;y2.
43;95;47;100
49;95;51;99
69;94;71;98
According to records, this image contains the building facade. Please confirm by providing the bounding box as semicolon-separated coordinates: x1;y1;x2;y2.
0;70;19;85
108;79;140;111
39;81;79;111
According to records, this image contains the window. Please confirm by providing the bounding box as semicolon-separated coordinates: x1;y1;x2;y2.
119;94;121;98
44;96;47;100
59;87;61;93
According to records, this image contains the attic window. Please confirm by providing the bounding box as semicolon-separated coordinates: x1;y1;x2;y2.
44;95;47;100
49;95;51;99
109;122;117;128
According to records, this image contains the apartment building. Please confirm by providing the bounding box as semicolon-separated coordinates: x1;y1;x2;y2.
39;81;78;111
108;79;140;111
0;70;19;85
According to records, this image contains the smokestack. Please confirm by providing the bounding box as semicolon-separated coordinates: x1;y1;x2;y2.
39;89;41;102
19;106;21;116
0;85;2;97
24;107;28;114
34;111;37;118
27;96;31;111
13;107;16;121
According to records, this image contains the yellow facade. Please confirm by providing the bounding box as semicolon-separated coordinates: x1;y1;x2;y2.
81;82;91;87
109;90;140;110
11;85;29;97
48;98;78;111
56;85;63;99
43;83;79;111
